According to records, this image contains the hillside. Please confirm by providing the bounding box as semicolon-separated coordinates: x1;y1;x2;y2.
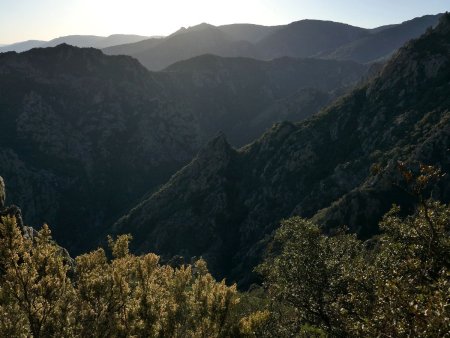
256;19;369;59
128;24;259;70
0;40;46;53
163;55;367;144
217;23;281;43
322;13;442;62
113;14;450;287
102;37;163;56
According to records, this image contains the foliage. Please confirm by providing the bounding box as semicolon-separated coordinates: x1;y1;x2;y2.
0;217;239;337
257;199;450;337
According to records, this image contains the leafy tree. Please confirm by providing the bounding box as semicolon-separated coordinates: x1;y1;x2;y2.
0;217;75;337
0;218;240;337
257;218;363;336
256;200;450;337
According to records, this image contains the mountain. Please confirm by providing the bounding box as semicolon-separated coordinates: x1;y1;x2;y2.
0;44;199;252
3;14;442;67
0;35;149;53
169;23;218;36
369;24;397;34
41;34;150;49
0;45;366;253
217;24;281;43
103;15;440;71
102;37;163;56
0;40;46;53
41;35;105;48
121;24;259;70
322;14;442;63
255;19;369;59
105;20;368;70
113;14;450;288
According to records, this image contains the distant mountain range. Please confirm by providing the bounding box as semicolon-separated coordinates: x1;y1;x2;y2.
112;14;450;287
2;14;442;71
0;44;366;253
0;40;47;53
0;34;151;53
103;14;442;70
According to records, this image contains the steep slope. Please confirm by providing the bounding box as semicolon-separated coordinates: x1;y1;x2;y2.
323;14;442;63
256;20;369;59
0;46;367;254
113;14;450;287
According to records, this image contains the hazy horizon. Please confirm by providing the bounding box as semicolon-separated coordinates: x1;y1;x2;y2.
1;0;449;45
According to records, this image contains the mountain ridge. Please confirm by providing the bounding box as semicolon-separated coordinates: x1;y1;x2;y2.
321;13;443;62
104;14;442;70
0;34;150;53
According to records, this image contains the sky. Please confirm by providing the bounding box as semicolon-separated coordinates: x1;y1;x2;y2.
0;0;449;44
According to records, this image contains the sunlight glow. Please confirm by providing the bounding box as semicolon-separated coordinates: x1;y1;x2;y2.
0;0;448;44
59;0;279;37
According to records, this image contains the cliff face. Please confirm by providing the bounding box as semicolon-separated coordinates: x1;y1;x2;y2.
113;15;450;287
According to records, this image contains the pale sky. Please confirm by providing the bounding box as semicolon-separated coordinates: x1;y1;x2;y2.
1;0;449;44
